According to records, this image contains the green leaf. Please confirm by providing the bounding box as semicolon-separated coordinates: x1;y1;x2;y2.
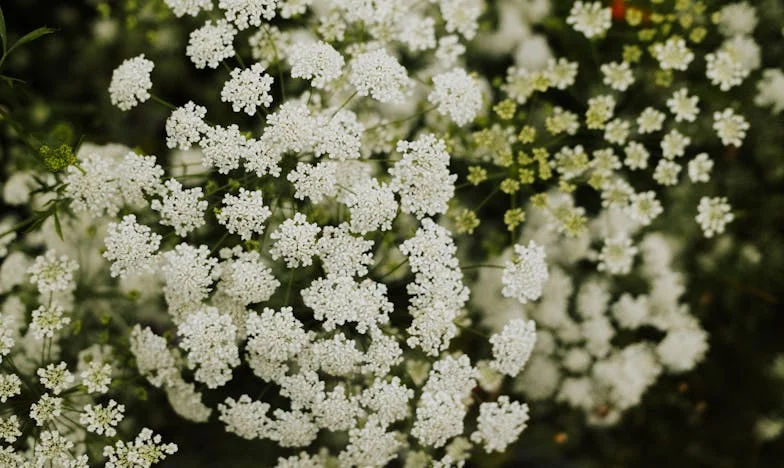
53;209;63;241
0;74;24;88
6;27;55;57
0;6;7;57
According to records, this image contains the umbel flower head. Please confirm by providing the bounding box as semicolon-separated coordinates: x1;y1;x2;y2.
109;54;154;111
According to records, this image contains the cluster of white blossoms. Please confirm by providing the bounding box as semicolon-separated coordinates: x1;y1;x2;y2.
472;202;709;426
2;0;764;464
0;209;177;465
91;0;555;465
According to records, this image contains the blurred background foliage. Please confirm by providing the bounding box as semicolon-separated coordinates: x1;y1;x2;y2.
1;1;784;466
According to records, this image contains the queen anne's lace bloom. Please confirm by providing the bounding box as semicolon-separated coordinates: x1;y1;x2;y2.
80;400;125;437
217;189;272;240
187;20;237;69
502;241;549;304
109;55;154;111
166;102;208;150
567;1;611;38
470;396;530;453
289;40;344;89
696;196;734;238
713;108;750;147
652;38;694;71
219;0;278;30
349;49;412;103
104;215;162;278
269;213;321;268
178;307;240;388
428;68;482;126
151;179;207;237
490;319;537;376
389;134;456;219
221;63;274;115
344;178;397;234
164;0;212;17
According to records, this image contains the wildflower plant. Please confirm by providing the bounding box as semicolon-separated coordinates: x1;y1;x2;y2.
1;0;778;465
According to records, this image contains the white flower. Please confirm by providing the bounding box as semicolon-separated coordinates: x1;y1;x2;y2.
397;13;436;52
178;306;240;388
653;159;682;186
624;141;650;170
626;191;663;226
470;396;529;453
661;129;690;160
219;0;277;30
546;58;579;90
656;327;709;372
217;189;272;240
288;161;338;203
245;307;310;381
688;153;714;183
165;376;213;423
359;377;413;427
218;251;279;305
428;68;482;126
501;240;549;304
343;178;397;234
666;88;699;123
651;38;694;71
103;428;178;467
349;49;412;103
151;179;207;237
130;326;179;388
755;69;784;114
566;1;611;38
490;319;537;376
338;419;400;467
546;106;580;135
0;374;21;402
706;51;747;91
109;54;154;111
104;215;162;278
0;415;20;444
439;0;482;39
302;276;392;333
160;243;219;319
80;362;113;394
717;2;758;37
28;250;78;295
598;235;638;275
200;124;257;174
37;362;74;395
80;400;125;437
289;40;344;89
218;395;272;439
696;196;734;238
164;0;212;17
117;152;165;205
586;94;615;129
636;107;665;134
713;108;749;147
221;63;274;115
30;394;63;426
601;61;634;91
604;119;630;145
30;303;70;339
269;213;321;268
64;153;122;217
389;134;457;219
187;20;237;69
166;101;208;150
